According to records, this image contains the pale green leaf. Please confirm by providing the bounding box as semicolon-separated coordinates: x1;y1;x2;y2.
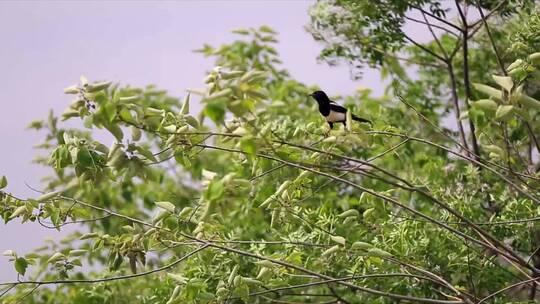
47;252;66;264
14;257;28;276
492;75;513;92
155;201;176;213
0;175;7;189
331;235;346;245
495;105;514;120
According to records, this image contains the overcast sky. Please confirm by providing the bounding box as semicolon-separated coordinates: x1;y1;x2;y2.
0;0;392;281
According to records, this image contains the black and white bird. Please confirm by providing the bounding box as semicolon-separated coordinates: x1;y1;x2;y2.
309;90;371;129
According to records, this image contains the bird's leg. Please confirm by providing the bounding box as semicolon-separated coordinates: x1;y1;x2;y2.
325;122;333;136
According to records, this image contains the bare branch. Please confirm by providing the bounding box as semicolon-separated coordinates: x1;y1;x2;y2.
405;16;460;38
468;0;508;29
478;277;540;304
455;0;481;158
403;34;447;62
410;5;463;32
475;0;506;75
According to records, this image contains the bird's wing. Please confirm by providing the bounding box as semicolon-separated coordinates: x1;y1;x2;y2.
329;103;347;113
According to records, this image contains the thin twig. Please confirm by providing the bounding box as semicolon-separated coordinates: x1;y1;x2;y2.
477;277;540;304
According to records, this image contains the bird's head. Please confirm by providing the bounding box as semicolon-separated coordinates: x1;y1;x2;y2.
309;90;330;104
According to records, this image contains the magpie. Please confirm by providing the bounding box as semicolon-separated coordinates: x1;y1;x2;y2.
309;90;371;129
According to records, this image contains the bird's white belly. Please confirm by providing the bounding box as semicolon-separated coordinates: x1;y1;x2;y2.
326;111;345;122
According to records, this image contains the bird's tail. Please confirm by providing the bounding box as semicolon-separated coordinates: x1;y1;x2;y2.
352;114;372;125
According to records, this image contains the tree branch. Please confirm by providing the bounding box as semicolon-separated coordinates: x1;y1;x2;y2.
1;245;208;287
468;0;508;29
403;34;447;62
455;0;481;158
405;15;460;38
246;274;455;299
478;277;540;304
410;5;463;32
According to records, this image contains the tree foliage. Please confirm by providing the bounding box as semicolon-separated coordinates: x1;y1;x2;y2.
2;2;540;303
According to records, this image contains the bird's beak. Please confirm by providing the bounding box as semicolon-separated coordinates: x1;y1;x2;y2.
308;93;314;97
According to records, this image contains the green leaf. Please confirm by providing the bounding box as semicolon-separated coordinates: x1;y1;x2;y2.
86;81;111;93
0;175;7;189
105;124;124;142
9;206;27;219
495;105;514;120
240;137;257;155
240;71;267;83
219;70;244;80
185;115;199;129
80;75;88;86
519;94;540;110
321;245;340;257
47;252;66;264
259;25;277;34
492;75;513;92
168;286;182;303
367;248;392;258
255;260;276;268
181;94;190;114
71;258;82;267
232;127;248;136
80;233;99;240
228;265;239;286
119;108;137;124
362;208;375;219
136;146;157;163
152;210;170;224
529;52;540;64
323;136;337;143
506;59;523;71
202;169;218;180
111;253;123;270
167;273;188;284
144;107;164;117
337;209;359;218
131;126;142;141
256;267;271;280
61;108;79;120
36;191;61;202
484;145;505;158
473;99;498;112
119;96;139;103
232;28;250;35
163;125;177;133
205;88;232;101
275;181;292;195
346;110;352;132
472;83;503;100
77;146;94;168
63;85;79;94
14;257;28;276
203;100;226;123
207;180;224;201
155;201;176;213
351;242;373;250
330;235;346;245
3;250;15;257
242;277;262;285
69;250;87;257
26;120;44;130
